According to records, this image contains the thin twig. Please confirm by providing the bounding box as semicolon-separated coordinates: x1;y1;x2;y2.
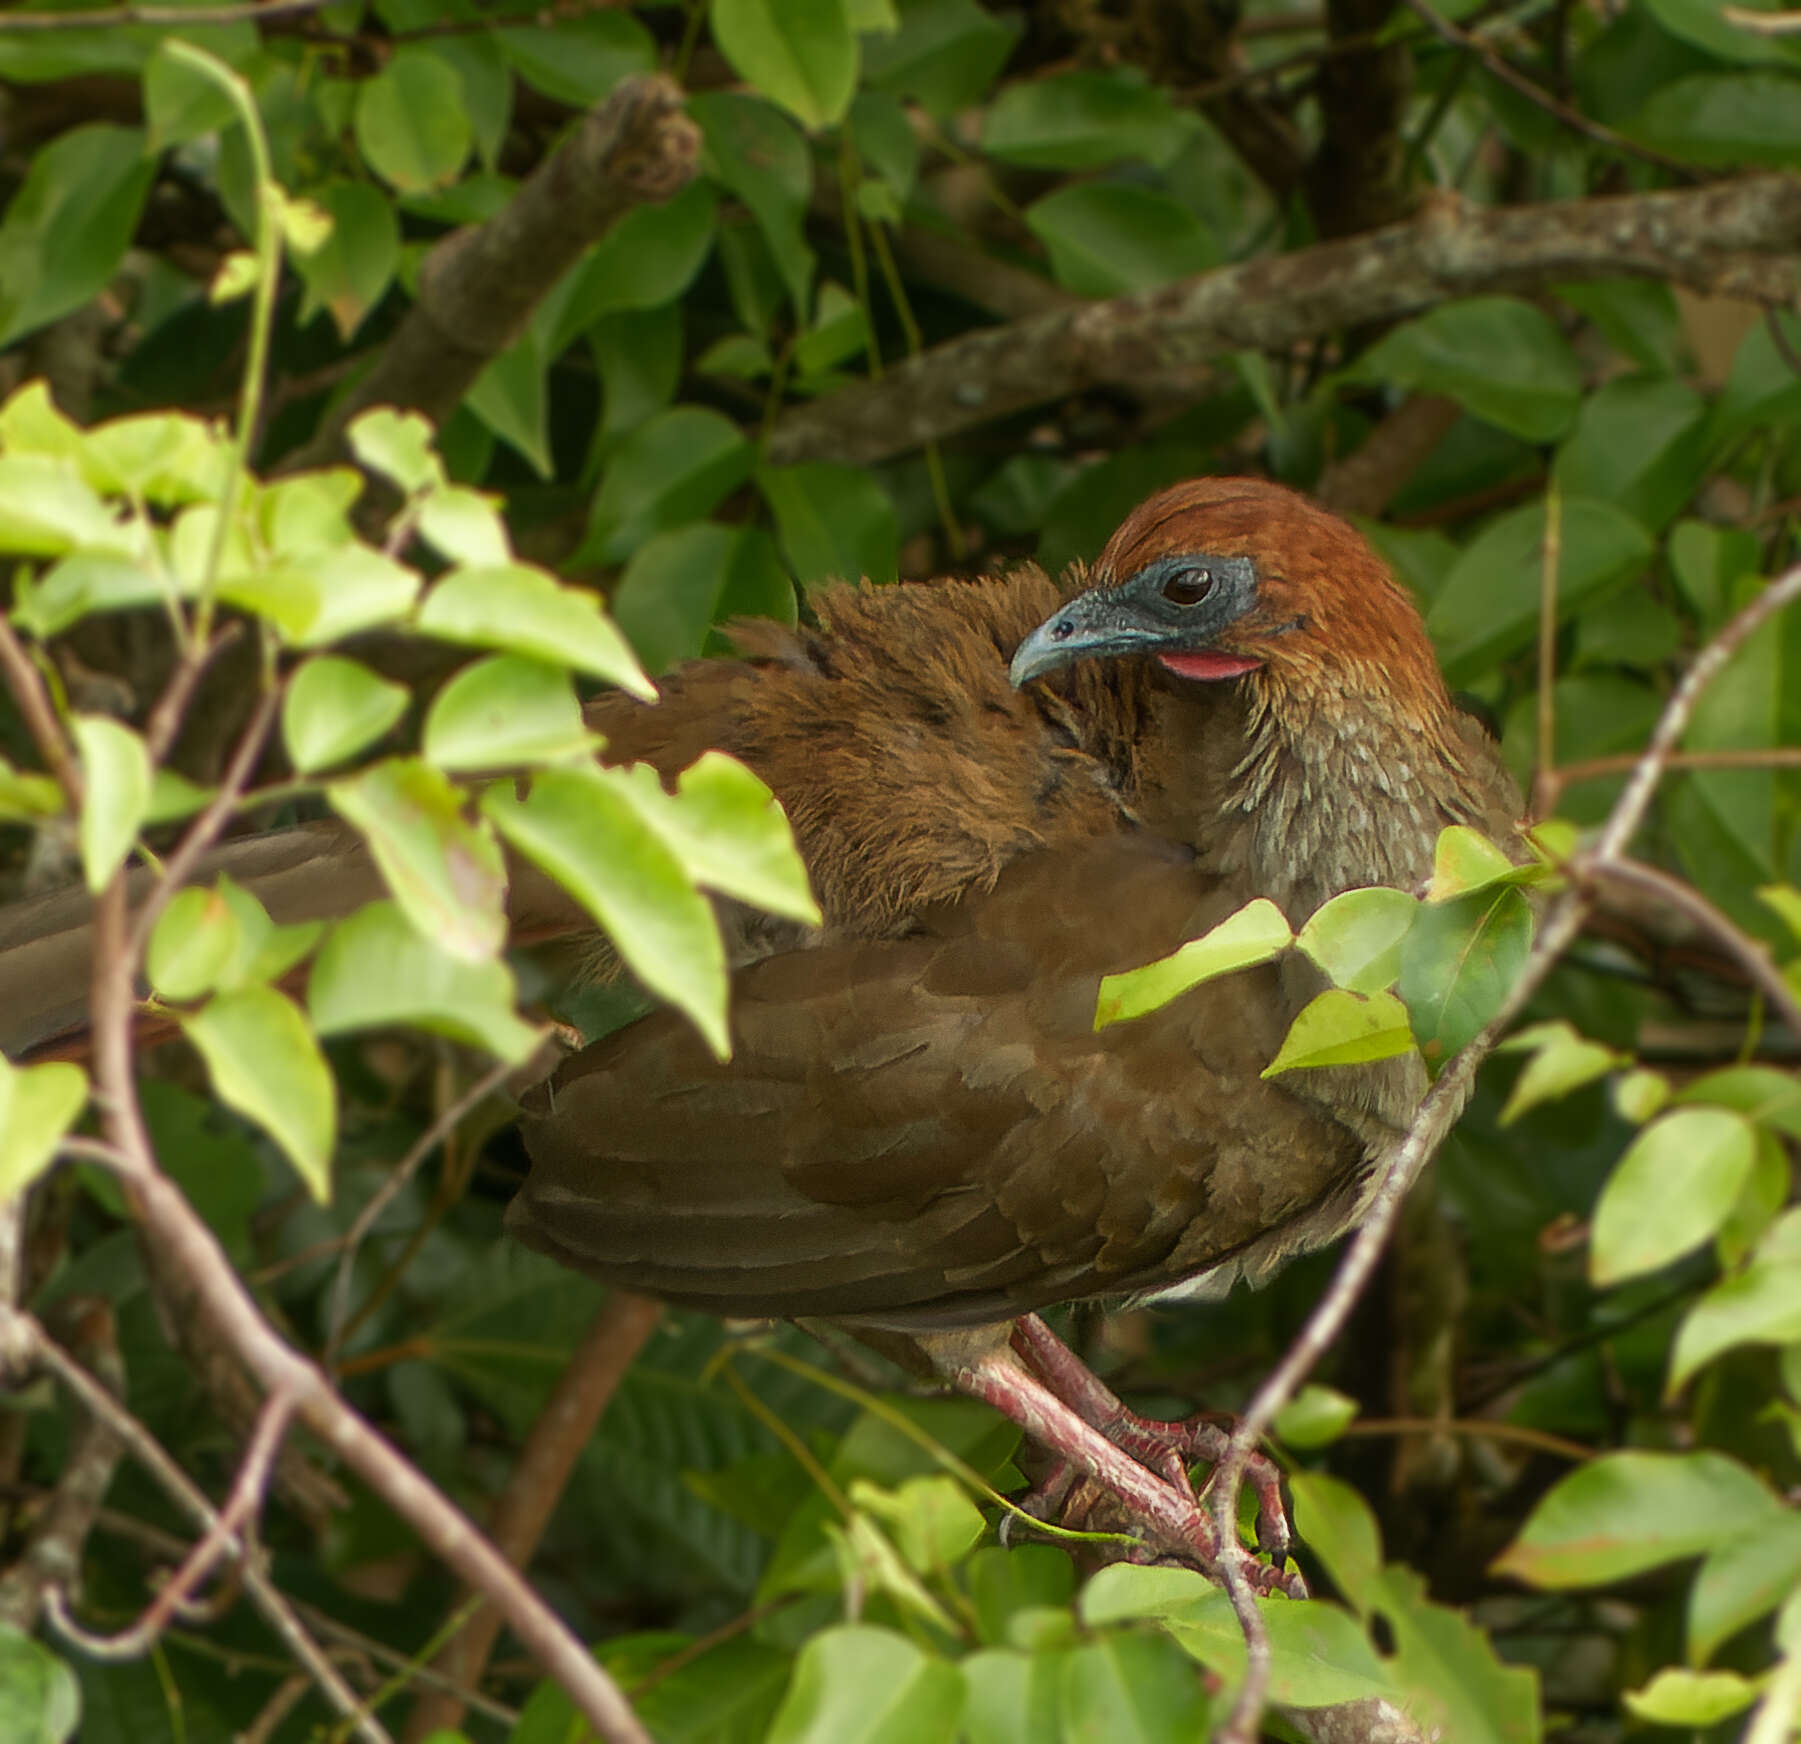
142;624;243;766
1336;1416;1595;1462
325;1057;520;1366
1536;483;1561;802
0;0;332;28
1400;0;1702;177
1210;555;1801;1743
126;684;281;960
0;616;80;800
5;1314;381;1739
1584;856;1801;1041
1724;5;1801;33
1540;745;1801;813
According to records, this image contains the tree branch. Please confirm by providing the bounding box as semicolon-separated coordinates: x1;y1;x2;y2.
768;174;1801;467
280;72;699;474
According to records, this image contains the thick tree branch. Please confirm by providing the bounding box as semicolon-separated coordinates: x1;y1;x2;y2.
769;174;1801;467
281;73;698;474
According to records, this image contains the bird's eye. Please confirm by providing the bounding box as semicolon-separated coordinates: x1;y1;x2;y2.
1161;567;1213;608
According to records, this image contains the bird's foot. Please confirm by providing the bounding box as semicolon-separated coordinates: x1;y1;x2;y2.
1008;1315;1303;1589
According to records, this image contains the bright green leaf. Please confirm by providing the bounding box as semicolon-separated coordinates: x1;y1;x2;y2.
1496;1450;1782;1588
1590;1106;1758;1286
283;655;409;774
1690;1511;1801;1665
766;1623;964;1744
1671;1209;1801;1388
1272;1384;1360;1450
422;654;593;771
712;0;859;131
416;563;653;698
1426;826;1526;900
309;901;542;1063
1264;989;1416;1076
0;1625;81;1744
328;759;508;962
354;48;472;191
72;714;151;893
1296;887;1417;993
1625;1668;1761;1726
1096;899;1292;1029
1498;1020;1626;1125
147;885;243;1003
347;407;443;496
180;986;336;1199
0;1056;87;1204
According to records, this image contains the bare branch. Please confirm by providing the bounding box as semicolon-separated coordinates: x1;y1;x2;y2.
0;616;80;801
768;174;1801;467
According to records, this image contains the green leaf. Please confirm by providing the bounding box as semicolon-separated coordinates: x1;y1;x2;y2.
1272;1384;1360;1450
0;123;155;350
553;181;718;341
0;453;136;560
850;1475;984;1573
862;0;1019;120
1590;1106;1758;1286
203;874;322;991
484;765;731;1057
180;986;336;1200
1675;1065;1801;1138
0;1057;87;1204
0;755;62;822
583;407;755;565
147;884;243;1003
1295;887;1417;993
1059;1632;1211;1742
1351;298;1583;442
959;1648;1063;1744
417;486;511;569
1553;373;1710;533
416;563;653;698
143;44;237;147
793;281;870;377
984;68;1195;169
1714;313;1801;444
466;330;550;477
328;759;508;962
0;1626;81;1744
1096;899;1292;1029
1625;1668;1761;1727
758;462;898;588
1496;1450;1783;1588
1497;1021;1625;1125
691;92;816;315
497;11;656;106
291;179;400;340
612;523;795;674
348;407;443;496
354;47;472;191
1614;1067;1671;1126
1289;1471;1385;1611
309;901;542;1063
1025;183;1217;299
422;655;593;771
15;550;173;636
1398;886;1533;1068
1670;1209;1801;1389
767;1624;964;1744
220;545;421;646
1669;517;1764;626
610;753;820;924
712;0;859;130
1627;72;1801;167
1264;989;1416;1076
72;714;151;893
1690;1510;1801;1665
1555;278;1689;374
1427;497;1654;686
283;655;409;774
1642;0;1801;67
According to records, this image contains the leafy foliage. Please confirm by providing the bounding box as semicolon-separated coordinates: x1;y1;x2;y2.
0;1;1799;1741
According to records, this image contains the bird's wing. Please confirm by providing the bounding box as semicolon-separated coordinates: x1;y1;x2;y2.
509;831;1364;1333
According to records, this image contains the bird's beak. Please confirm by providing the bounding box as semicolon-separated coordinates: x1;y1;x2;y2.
1009;552;1260;688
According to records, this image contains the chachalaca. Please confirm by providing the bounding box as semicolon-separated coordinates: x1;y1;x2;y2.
0;476;1523;1584
509;476;1523;1584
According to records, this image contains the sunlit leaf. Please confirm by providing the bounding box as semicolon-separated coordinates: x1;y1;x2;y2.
1263;989;1415;1077
1096;899;1292;1029
1295;887;1417;993
1590;1107;1757;1286
283;655;409;774
72;714;150;892
422;655;593;771
0;1056;87;1203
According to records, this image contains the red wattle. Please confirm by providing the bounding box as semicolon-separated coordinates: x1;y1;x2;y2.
1158;651;1263;681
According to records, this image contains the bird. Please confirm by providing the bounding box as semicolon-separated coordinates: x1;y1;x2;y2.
0;476;1523;1583
506;475;1524;1581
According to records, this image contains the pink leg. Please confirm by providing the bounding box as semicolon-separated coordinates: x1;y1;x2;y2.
1010;1315;1301;1583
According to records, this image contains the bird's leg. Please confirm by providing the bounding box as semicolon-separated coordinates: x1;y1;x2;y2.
1010;1315;1299;1579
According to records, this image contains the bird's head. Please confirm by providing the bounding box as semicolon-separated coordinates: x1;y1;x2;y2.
1009;477;1448;723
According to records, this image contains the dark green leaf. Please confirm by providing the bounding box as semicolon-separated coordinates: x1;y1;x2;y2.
862;0;1019;119
354;48;471;191
553;182;718;346
1628;72;1801;167
0;124;155;350
1025;183;1217;298
758;462;898;587
1552;374;1710;532
1398;886;1532;1067
1555;279;1689;374
291;179;400;340
1670;1208;1801;1387
959;1647;1062;1744
1058;1632;1211;1743
497;11;656;106
984;69;1196;170
1351;299;1583;442
584;407;755;565
713;0;858;130
692;93;816;315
